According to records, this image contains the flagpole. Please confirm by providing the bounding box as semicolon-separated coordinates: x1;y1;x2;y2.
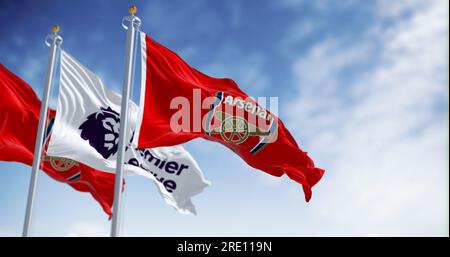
111;6;141;237
22;25;63;237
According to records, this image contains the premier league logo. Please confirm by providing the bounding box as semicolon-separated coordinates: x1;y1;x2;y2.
79;106;120;159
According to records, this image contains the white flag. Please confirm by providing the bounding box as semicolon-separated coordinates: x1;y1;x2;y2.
47;50;210;214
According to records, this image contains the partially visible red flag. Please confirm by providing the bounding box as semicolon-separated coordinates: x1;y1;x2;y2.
0;63;114;217
136;34;324;201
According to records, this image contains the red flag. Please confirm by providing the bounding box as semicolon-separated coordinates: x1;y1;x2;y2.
137;34;325;201
0;63;114;217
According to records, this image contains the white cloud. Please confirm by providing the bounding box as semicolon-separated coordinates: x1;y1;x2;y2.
285;0;449;236
18;54;46;87
199;46;269;93
278;0;358;11
141;1;222;42
280;19;322;56
64;221;109;237
376;0;428;19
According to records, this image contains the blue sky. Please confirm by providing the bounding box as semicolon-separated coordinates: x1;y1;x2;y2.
0;0;448;236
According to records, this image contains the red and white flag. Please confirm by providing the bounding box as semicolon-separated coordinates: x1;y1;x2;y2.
0;63;115;217
46;51;209;214
135;33;325;201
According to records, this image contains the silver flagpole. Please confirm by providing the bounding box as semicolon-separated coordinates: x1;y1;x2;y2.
23;25;63;237
111;6;141;237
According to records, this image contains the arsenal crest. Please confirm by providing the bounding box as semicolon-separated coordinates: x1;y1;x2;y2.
205;92;278;154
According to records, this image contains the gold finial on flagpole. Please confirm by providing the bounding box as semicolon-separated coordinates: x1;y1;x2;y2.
52;25;60;33
129;5;137;15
